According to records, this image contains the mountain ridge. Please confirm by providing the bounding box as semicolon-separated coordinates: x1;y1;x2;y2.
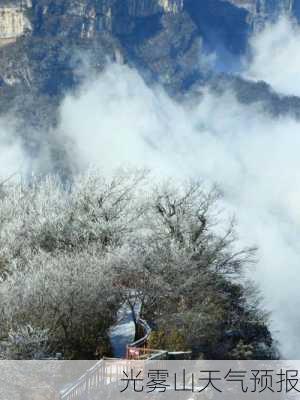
0;0;300;173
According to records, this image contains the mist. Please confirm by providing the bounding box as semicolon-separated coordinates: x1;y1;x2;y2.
58;16;300;357
0;117;25;180
245;15;300;97
1;16;300;357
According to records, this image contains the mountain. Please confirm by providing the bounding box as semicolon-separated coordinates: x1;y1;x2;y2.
1;0;300;171
228;0;297;21
1;0;299;96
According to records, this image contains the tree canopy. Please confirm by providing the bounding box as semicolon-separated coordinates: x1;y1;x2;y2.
0;169;277;359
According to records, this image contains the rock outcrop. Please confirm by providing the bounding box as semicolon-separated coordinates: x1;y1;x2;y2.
0;1;32;46
226;0;299;28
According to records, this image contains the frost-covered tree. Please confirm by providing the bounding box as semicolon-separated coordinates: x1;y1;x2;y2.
110;179;276;358
0;325;49;360
0;169;277;359
0;251;118;358
133;181;276;359
0;169;146;358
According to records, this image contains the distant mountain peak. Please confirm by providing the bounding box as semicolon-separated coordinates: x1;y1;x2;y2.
225;0;296;16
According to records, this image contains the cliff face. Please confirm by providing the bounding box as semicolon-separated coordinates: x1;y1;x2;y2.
0;0;300;140
0;0;298;48
0;0;245;97
227;0;300;27
29;0;184;38
0;2;31;45
227;0;293;13
248;0;296;31
0;0;203;99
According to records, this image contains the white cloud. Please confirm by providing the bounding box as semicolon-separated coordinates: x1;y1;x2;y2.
59;61;300;357
245;16;300;96
60;64;184;175
0;118;26;181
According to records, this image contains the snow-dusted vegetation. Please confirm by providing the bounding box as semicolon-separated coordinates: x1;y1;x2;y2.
0;169;277;359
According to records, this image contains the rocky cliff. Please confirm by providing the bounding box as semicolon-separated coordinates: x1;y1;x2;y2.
227;0;300;27
0;0;205;100
0;1;31;46
0;0;299;93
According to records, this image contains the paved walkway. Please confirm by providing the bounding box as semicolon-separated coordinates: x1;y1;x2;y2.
109;302;140;358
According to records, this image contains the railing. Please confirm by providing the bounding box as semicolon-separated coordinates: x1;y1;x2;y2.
127;347;168;360
126;318;152;359
60;317;161;399
60;360;105;400
60;359;127;400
